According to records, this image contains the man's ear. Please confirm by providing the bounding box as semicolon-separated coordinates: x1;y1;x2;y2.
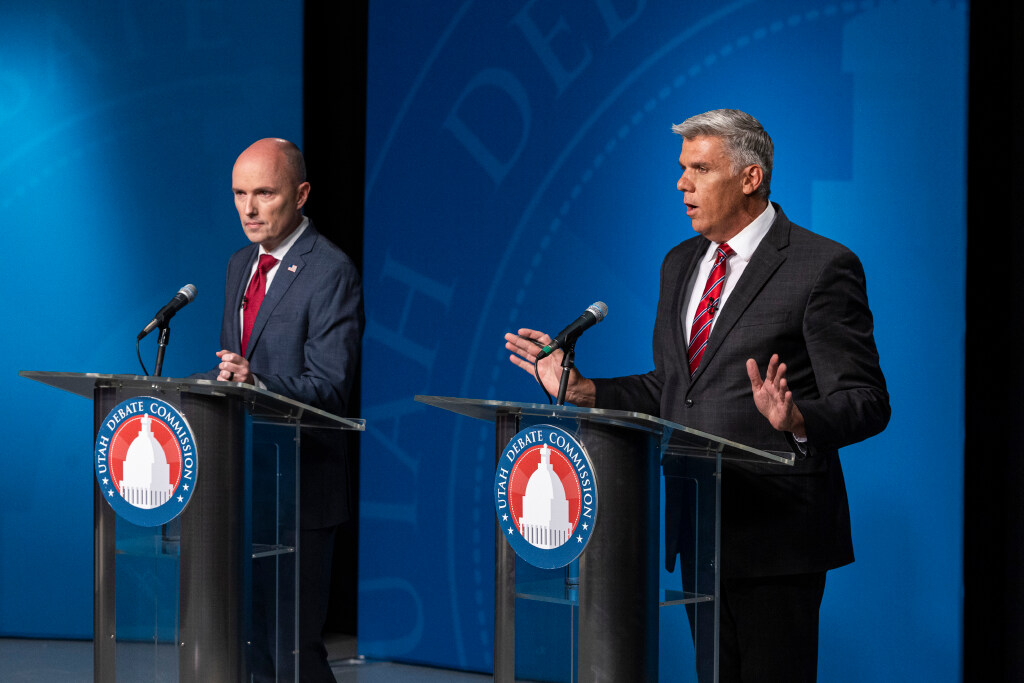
296;181;311;209
741;165;763;197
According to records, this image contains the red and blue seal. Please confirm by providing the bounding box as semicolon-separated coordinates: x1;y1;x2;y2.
494;424;598;569
94;396;198;527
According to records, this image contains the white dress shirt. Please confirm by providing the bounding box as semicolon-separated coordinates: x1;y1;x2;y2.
239;217;309;389
683;202;775;344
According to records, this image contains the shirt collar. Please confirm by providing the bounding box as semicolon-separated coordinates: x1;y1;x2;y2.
259;216;309;261
706;202;775;263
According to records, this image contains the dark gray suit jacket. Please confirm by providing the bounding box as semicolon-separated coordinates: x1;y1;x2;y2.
219;219;364;528
592;205;889;578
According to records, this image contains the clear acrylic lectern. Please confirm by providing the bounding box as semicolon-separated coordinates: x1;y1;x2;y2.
415;395;792;683
21;371;363;683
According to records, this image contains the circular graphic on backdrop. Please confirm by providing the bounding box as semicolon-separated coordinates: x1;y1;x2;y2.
494;424;597;569
94;396;197;527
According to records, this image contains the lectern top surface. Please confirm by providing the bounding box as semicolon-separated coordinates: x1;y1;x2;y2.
21;371;364;430
414;394;793;466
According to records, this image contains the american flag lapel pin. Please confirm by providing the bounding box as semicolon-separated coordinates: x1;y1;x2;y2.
287;264;298;273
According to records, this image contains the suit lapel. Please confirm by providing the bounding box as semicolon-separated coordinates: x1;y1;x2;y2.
244;222;318;358
689;210;791;385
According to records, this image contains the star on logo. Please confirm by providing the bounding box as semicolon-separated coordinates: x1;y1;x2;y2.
502;514;508;522
577;534;583;543
177;495;184;502
507;527;514;535
102;477;109;485
582;523;589;531
183;484;189;491
107;489;115;497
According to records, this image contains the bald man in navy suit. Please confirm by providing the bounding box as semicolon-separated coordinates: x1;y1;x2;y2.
506;110;889;682
214;138;363;682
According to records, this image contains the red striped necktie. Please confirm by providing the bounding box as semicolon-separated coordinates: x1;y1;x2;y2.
240;254;278;353
686;243;733;376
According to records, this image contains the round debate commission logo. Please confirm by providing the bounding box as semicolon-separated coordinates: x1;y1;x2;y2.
94;397;197;527
494;425;597;569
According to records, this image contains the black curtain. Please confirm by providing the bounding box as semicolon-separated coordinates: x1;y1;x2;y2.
965;3;1024;681
303;0;368;637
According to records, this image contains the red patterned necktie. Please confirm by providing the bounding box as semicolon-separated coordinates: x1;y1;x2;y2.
240;253;278;353
686;243;733;376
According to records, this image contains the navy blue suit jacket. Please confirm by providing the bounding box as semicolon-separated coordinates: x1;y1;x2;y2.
219;219;364;528
592;206;889;578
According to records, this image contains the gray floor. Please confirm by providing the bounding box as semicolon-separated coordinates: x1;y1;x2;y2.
328;635;491;682
0;635;492;682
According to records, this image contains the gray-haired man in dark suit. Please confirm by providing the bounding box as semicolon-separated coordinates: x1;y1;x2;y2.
506;109;889;682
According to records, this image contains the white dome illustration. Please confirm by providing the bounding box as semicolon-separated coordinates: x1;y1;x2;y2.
119;414;173;509
519;444;572;548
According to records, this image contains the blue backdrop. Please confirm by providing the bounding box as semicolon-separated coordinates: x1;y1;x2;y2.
361;0;966;680
0;1;967;681
0;2;302;638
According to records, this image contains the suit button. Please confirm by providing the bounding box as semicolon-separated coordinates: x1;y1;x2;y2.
684;399;693;407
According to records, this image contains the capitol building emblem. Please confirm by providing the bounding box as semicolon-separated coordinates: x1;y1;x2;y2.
94;397;197;527
494;425;597;568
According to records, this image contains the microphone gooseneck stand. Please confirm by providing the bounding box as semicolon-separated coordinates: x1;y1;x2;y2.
153;325;171;377
555;343;576;407
554;338;581;601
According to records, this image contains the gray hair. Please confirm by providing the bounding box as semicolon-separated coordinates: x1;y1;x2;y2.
672;109;773;199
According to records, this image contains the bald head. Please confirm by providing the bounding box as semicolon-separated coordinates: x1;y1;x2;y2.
236;138;307;184
232;138;311;251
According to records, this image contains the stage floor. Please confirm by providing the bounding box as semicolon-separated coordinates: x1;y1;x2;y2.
0;634;492;682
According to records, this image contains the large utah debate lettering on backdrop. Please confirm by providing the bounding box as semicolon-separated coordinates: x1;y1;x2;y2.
361;1;966;681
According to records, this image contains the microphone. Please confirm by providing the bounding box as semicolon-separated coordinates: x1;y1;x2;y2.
138;284;198;339
535;302;608;360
